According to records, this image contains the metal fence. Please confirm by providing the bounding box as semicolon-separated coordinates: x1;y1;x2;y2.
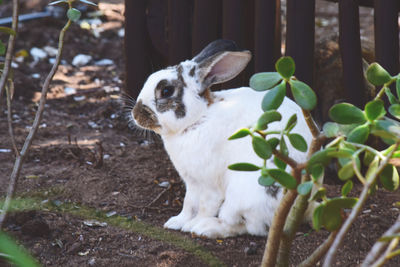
124;0;399;121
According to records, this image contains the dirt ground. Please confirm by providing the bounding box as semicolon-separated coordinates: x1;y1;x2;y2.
0;0;399;266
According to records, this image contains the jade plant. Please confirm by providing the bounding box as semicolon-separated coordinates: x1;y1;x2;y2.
229;56;400;267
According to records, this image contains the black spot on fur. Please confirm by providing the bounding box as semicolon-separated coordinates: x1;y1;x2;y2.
189;66;196;77
154;66;186;118
265;185;280;199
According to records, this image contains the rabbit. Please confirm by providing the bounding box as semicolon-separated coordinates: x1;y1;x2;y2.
132;39;314;238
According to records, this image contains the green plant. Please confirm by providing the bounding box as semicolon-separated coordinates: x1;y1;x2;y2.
0;0;97;265
230;56;400;267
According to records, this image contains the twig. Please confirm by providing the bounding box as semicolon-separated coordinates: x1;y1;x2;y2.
370;238;399;267
362;214;400;267
261;170;299;267
302;110;320;139
298;231;338;267
323;141;400;267
0;14;72;229
0;0;18;102
5;85;19;157
272;149;298;169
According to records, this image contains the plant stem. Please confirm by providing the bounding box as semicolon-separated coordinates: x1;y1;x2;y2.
0;18;72;229
0;0;19;102
5;84;19;157
370;238;399;267
302;110;320;138
323;141;400;267
273;150;299;169
261;187;298;267
362;214;400;267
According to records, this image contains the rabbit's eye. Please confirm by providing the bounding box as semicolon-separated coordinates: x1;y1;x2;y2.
161;86;175;98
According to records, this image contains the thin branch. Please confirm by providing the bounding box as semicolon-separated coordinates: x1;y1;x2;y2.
0;0;19;102
0;17;72;229
298;231;338;267
323;141;400;267
362;214;400;267
261;170;299;267
273;149;299;169
302;110;320;138
5;84;19;157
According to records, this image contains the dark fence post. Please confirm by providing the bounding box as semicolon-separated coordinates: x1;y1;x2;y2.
168;0;192;65
124;1;151;99
338;0;366;108
192;0;222;56
374;0;400;77
285;0;315;87
254;0;280;72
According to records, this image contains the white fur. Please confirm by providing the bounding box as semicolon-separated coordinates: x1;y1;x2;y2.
133;45;314;238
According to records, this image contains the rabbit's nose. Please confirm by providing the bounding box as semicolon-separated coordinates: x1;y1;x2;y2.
132;100;160;130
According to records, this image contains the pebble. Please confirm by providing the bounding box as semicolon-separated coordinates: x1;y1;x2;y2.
244;242;258;255
95;59;114;66
31;73;40;79
30;47;47;61
158;181;170;188
72;54;92;67
118;28;125;38
88;258;96;266
64;87;77;95
43;46;58;57
73;96;86;102
0;149;11;153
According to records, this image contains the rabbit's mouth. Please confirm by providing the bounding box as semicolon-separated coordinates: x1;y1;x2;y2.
132;100;161;131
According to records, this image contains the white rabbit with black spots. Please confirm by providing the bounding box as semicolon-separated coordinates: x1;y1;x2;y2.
132;39;314;238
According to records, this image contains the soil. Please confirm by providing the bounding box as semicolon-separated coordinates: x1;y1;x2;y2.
0;1;399;266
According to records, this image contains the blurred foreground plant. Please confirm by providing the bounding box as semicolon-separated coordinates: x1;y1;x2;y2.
229;57;400;267
0;0;97;266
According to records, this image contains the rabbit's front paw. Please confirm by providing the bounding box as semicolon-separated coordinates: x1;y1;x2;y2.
190;217;240;238
164;214;190;230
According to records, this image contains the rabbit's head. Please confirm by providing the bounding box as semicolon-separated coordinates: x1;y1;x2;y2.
132;40;251;136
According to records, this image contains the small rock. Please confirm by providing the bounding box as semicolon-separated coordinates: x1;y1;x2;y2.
95;59;114;66
88;258;96;266
0;149;11;153
11;62;18;68
103;154;111;160
73;96;86;102
118;28;125;38
49;58;56;64
43;46;58;57
83;220;107;228
244;242;258;255
106;211;117;217
88;121;99;129
72;54;92;67
30;47;47;61
64;87;77;95
159;181;170;188
31;73;40;79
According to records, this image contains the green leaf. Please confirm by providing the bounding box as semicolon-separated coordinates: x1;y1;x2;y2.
385;87;398;104
279;136;289;156
323;122;340;138
256;110;282;130
289;80;317;110
67;8;81;22
288;133;308;152
329;103;366;124
312;204;325;231
0;39;5;56
261;81;286;111
363;150;375;166
311;164;324;182
268;169;297;189
0;26;16;36
365;99;386;121
250;72;282;91
79;0;98;6
267;138;279;150
389;104;400;120
229;128;251;140
371;120;399;140
379;165;399;191
0;232;40;267
328;148;354;159
285;114;297;132
252;136;272;159
321;197;358;231
366;158;379;182
310;187;326;201
366;63;393;86
338;161;355;181
307;148;335;172
228;163;261;171
397;78;400;99
273;156;287;170
297;181;313;195
341;180;353;197
275;56;295;79
347;124;370;144
258;175;275;187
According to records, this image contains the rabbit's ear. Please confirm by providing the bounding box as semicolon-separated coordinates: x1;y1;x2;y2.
196;50;251;89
